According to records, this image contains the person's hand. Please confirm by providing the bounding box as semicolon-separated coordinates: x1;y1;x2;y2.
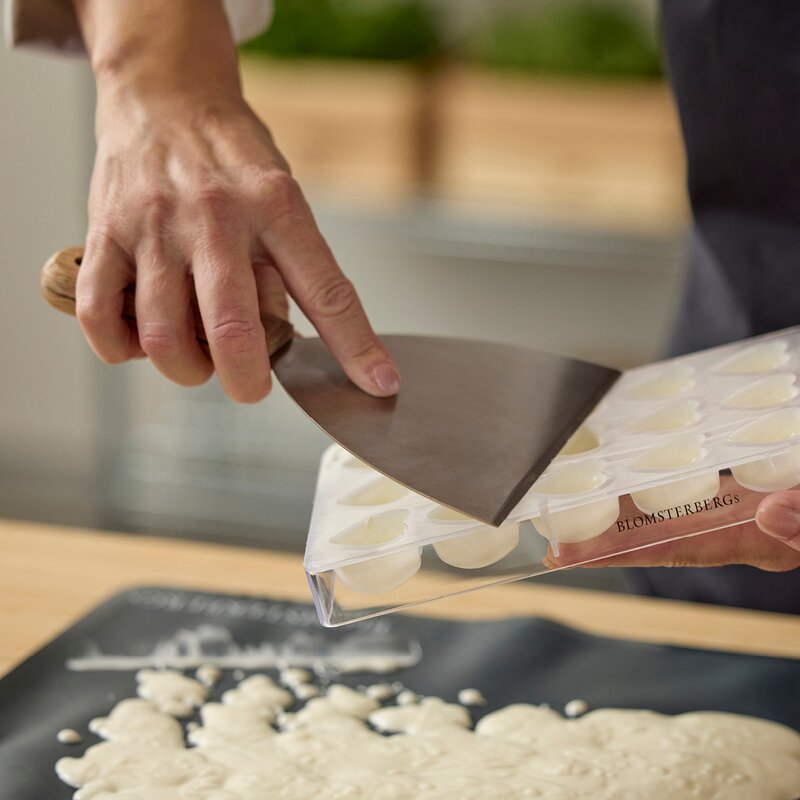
71;0;400;403
754;490;800;558
545;475;800;572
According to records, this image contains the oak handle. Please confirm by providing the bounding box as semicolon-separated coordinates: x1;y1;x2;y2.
40;247;294;358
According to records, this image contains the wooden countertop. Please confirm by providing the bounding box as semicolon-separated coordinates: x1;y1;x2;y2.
2;518;800;677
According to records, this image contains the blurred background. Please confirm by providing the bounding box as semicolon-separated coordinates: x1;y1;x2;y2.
0;0;688;591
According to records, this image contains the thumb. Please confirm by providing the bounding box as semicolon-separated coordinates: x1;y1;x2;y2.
755;491;800;551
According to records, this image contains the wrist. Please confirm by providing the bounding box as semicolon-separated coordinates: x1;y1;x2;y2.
76;0;241;104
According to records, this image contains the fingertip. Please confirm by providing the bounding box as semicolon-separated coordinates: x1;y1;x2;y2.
367;361;401;397
223;371;272;404
176;361;215;387
756;492;800;543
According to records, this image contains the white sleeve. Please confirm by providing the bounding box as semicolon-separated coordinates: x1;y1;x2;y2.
4;0;273;55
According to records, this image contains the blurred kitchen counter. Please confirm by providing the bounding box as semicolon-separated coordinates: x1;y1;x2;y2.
2;518;799;677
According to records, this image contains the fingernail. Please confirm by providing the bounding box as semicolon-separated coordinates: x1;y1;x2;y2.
371;362;401;395
757;500;800;541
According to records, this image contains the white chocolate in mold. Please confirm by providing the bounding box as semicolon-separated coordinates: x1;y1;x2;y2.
531;461;620;543
630;398;701;433
723;373;799;409
429;506;520;569
714;340;790;374
332;510;421;594
625;366;694;399
557;424;600;456
342;453;371;469
729;408;800;491
56;672;800;799
631;434;720;514
340;476;409;506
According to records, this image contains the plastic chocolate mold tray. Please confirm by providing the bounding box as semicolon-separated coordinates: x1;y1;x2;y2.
305;327;800;626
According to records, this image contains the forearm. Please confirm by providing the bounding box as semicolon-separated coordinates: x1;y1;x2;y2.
72;0;242;100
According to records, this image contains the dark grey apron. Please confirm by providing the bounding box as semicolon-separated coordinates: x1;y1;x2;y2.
627;1;800;613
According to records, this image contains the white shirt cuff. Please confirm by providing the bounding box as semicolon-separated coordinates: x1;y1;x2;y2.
5;0;272;55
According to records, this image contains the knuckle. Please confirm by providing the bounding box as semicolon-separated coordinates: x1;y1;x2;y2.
75;293;106;331
192;183;237;225
271;295;290;318
85;218;121;251
259;170;304;223
307;277;359;320
344;335;379;361
207;312;262;355
138;188;174;227
138;322;185;359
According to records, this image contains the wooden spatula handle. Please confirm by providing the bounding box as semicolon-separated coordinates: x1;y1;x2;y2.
40;247;294;358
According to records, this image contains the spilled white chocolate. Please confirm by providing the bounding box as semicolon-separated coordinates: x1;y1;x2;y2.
221;674;293;720
56;672;800;800
458;688;487;706
135;669;207;717
564;698;590;718
364;682;396;702
396;689;419;706
279;667;312;687
369;697;471;734
293;683;321;701
195;664;222;688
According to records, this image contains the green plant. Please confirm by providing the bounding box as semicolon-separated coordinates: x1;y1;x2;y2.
469;2;662;79
240;0;441;63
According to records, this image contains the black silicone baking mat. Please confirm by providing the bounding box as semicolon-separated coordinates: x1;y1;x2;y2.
1;586;799;799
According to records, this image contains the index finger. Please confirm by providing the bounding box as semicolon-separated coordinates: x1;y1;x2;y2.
259;177;400;397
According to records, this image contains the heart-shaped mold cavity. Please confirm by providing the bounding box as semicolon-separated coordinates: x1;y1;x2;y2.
427;506;471;523
558;425;600;457
722;374;798;409
728;408;800;491
713;340;789;375
632;433;707;470
340;477;409;507
433;522;520;569
334;550;421;594
630;399;701;433
332;510;409;546
729;408;800;445
533;460;608;495
631;473;721;515
343;454;372;469
332;511;420;593
531;498;620;544
531;461;618;543
626;367;694;400
631;433;719;513
730;451;800;493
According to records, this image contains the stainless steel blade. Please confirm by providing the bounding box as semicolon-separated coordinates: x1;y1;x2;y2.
273;335;620;525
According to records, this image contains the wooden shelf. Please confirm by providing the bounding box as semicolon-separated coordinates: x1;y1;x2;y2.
241;58;688;235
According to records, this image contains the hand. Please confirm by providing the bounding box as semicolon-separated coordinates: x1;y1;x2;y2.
71;0;400;403
545;475;800;572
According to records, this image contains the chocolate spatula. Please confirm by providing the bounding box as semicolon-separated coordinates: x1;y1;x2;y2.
41;247;620;525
